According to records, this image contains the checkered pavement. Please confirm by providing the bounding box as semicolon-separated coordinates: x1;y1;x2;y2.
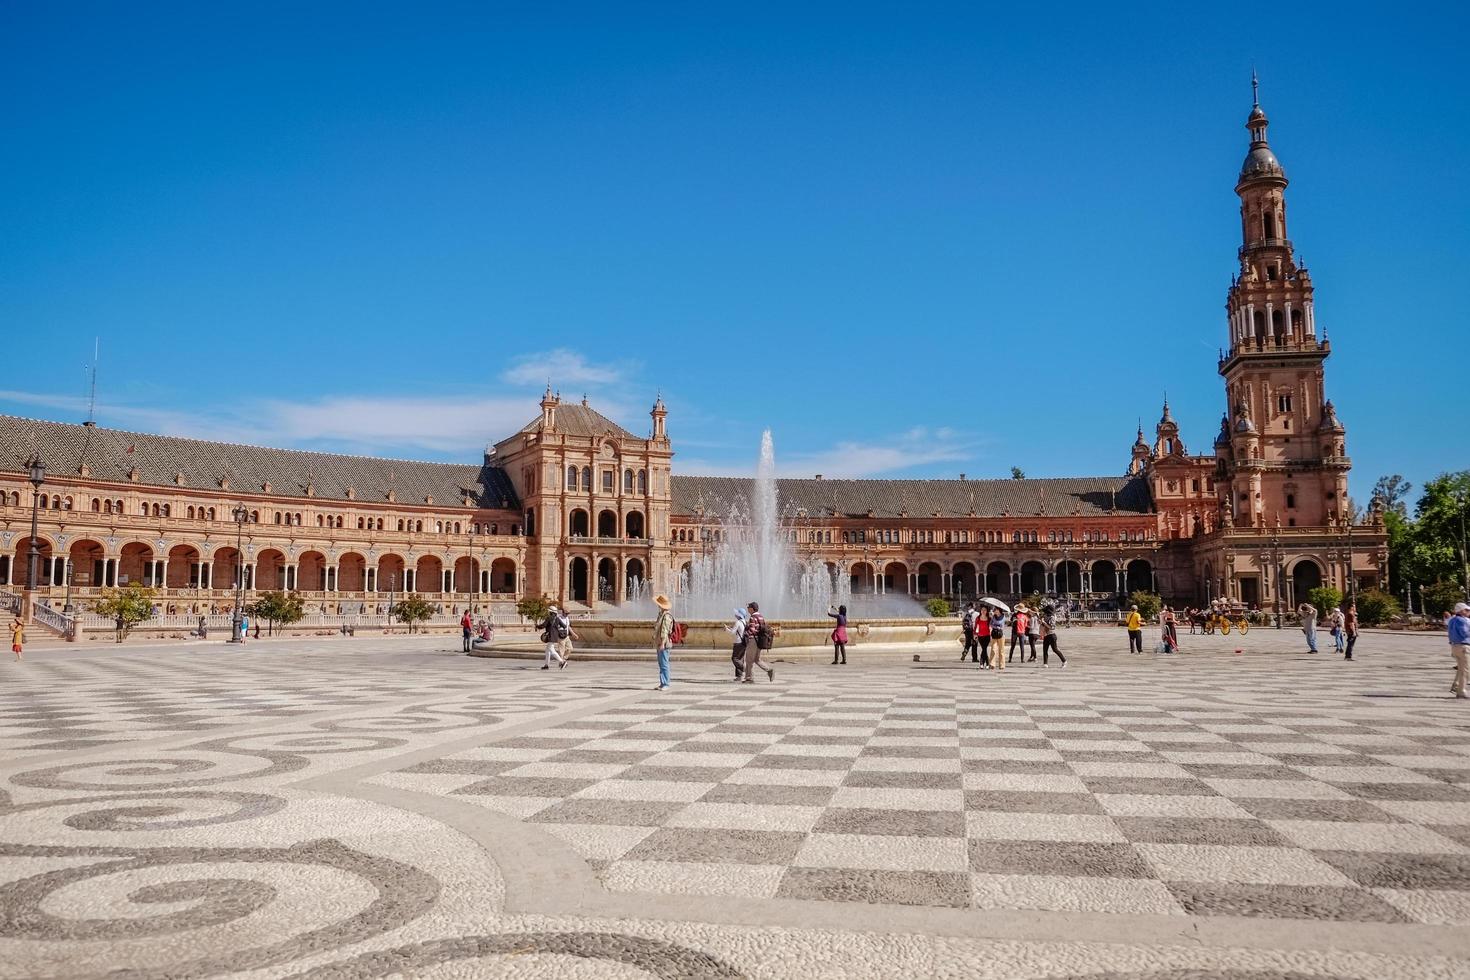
381;685;1470;923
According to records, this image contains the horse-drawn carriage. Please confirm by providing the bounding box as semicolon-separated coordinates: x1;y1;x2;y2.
1191;602;1250;635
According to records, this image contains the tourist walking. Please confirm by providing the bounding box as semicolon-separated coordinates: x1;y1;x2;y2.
1343;602;1359;660
742;601;775;683
977;606;993;667
653;594;674;690
541;605;569;670
1009;604;1029;661
960;602;979;662
828;605;849;665
989;608;1007;663
726;608;748;680
1126;605;1144;653
1329;606;1346;654
461;610;474;652
1161;606;1179;653
10;617;22;661
1298;601;1319;653
1040;603;1066;666
1448;603;1470;699
1024;604;1040;659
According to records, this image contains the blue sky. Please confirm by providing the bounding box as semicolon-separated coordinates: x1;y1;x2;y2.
2;3;1465;501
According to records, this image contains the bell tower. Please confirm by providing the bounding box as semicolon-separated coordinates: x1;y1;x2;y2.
1217;76;1350;529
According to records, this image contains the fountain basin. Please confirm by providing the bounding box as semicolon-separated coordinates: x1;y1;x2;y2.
566;618;958;652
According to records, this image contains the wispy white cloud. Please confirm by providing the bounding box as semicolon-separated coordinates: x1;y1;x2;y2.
500;348;627;389
677;428;981;479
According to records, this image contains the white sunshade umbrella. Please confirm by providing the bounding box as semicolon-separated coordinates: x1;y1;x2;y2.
979;596;1012;614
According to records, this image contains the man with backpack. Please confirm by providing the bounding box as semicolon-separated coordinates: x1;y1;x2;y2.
541;604;570;670
960;602;980;663
653;593;675;690
741;601;775;683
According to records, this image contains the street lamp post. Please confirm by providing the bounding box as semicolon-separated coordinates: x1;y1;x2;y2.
24;458;46;600
230;505;248;642
1270;527;1283;629
468;527;477;615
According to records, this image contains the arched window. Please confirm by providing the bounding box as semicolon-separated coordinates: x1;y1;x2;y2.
397;519;405;531
1263;211;1275;240
317;514;324;526
90;498;99;512
624;469;634;492
376;518;383;530
415;520;423;533
357;517;365;529
251;511;260;522
453;522;460;534
162;504;170;517
186;505;194;519
638;469;648;494
275;512;283;524
525;509;536;536
581;466;591;491
566;466;578;490
207;507;216;521
490;523;497;534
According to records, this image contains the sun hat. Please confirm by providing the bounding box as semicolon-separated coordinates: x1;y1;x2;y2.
734;607;747;620
653;594;671;610
1455;603;1470;614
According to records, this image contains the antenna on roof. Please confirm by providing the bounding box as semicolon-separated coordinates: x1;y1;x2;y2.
85;338;99;427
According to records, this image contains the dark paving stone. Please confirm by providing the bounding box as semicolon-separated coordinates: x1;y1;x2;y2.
964;791;1105;814
961;759;1073;775
664;740;753;753
1234;798;1400;822
1179;764;1305;780
699;782;836;806
453;775;599;798
397;759;519;776
1166;882;1409;922
857;745;959;759
1114;817;1288;846
494;736;597;750
624;827;806;865
707;724;798;736
1083;777;1221;796
843;770;961;790
1058;750;1168;764
617;765;740;783
1428;824;1470;848
529;798;684;826
1336;782;1470;802
814;807;966;838
543;748;660;765
1266;753;1377;768
778;735;869;747
968;840;1152;878
1316;851;1470;890
962;737;1049;749
776;867;970;908
747;754;853;771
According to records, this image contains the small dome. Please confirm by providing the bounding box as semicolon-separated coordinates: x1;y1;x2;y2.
1214;414;1231;446
1318;400;1345;433
1234;415;1257;434
1239;145;1284;181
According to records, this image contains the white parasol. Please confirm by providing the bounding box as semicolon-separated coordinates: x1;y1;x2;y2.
978;596;1012;613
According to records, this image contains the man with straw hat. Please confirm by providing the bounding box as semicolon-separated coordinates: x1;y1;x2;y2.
653;594;674;691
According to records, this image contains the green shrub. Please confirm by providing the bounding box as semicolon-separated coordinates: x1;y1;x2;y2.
394;594;436;633
246;590;305;636
1306;586;1344;618
1128;591;1162;620
924;597;952;618
1352;588;1401;627
1423;580;1469;618
92;582;156;642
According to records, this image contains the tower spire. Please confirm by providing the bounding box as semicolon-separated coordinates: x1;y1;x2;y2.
1251;67;1259;108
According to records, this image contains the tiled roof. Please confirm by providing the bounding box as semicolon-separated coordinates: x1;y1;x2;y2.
0;415;520;509
520;403;639;440
670;475;1153;519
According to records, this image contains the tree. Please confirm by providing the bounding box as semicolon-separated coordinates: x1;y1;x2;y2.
1372;474;1413;518
1128;590;1162;620
1010;467;1026;480
394;594;435;633
924;597;952;618
1306;586;1344;618
92;582;156;642
1353;588;1402;627
247;590;305;636
1423;580;1469;619
516;594;553;627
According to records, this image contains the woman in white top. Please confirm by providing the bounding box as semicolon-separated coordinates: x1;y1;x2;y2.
725;608;747;681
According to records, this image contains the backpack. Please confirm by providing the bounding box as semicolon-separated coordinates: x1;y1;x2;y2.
670;620;687;645
554;617;570;640
756;621;775;650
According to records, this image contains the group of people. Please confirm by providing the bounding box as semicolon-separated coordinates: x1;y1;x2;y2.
960;601;1066;669
724;601;776;683
1295;601;1359;659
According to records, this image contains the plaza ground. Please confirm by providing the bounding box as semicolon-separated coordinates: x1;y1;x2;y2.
2;628;1469;978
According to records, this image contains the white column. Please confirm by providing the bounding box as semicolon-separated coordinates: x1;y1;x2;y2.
1246;303;1256;343
1305;300;1315;336
1284;301;1294;339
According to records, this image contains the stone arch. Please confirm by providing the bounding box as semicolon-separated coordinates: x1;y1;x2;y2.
212;546;244;589
167;544;201;589
415;554;443;593
339;551;368;592
850;561;875;594
486;556;514;594
883;561;910;594
984;561;1010;594
1019;560;1046;595
1289;557;1324;606
119;541;156;587
596;557;616;602
1056;560;1082;595
951;561;978;598
452;555;478;593
377;553;406;593
1126;558;1154;594
596;510;618;538
569;556;589;603
625;511;645;539
256;549;287;591
625;558;646;599
1091;559;1119;595
69;538;107;588
568;508;589;537
915;561;943;595
298;551;328;592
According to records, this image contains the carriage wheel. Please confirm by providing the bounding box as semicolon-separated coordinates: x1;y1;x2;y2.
1221;620;1232;636
1237;620;1249;635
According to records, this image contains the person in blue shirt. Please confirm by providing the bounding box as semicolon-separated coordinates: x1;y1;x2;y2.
1448;603;1470;700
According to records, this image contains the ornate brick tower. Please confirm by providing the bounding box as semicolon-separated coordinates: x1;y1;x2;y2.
1217;76;1350;530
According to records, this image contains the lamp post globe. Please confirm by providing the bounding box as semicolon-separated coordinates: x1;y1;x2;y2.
230;505;249;643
